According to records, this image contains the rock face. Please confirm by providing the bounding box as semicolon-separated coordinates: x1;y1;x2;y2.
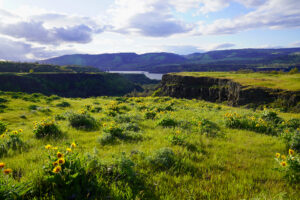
160;74;300;108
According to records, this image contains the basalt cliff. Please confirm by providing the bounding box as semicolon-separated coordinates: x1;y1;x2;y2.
159;74;300;111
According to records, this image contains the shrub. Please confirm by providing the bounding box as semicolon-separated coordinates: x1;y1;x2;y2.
115;114;131;123
54;114;66;121
33;119;62;138
0;98;8;103
121;123;140;132
168;134;186;146
103;123;124;137
32;145;105;199
274;150;300;183
68;113;98;131
56;101;71;108
28;105;38;110
99;123;142;146
286;119;300;129
261;109;283;124
98;132;115;145
91;106;102;113
224;112;277;135
0;121;6;134
197;118;220;137
158;117;178;128
291;131;300;152
144;111;156;119
148;148;175;170
0;130;27;157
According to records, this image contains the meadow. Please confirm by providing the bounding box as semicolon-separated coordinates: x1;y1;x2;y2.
0;91;299;199
174;72;300;91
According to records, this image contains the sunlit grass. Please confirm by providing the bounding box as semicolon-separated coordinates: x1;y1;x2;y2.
0;92;299;199
174;72;300;91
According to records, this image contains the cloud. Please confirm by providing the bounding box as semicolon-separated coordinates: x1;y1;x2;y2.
108;0;192;37
0;37;76;61
196;0;300;35
0;21;96;45
210;43;236;50
128;12;191;37
160;45;204;55
291;41;300;47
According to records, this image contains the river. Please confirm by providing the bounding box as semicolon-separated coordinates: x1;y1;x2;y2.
109;71;163;80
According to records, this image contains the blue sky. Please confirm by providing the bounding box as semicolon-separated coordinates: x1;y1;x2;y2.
0;0;300;61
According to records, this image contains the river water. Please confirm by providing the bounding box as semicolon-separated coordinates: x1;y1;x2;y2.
109;71;163;80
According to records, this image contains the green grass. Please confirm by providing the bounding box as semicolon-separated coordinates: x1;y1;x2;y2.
0;92;299;199
173;72;300;91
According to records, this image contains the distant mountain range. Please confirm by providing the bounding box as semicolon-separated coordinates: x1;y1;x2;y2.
41;48;300;73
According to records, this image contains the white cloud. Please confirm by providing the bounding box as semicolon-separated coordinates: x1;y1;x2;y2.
108;0;193;37
0;36;76;61
196;0;300;35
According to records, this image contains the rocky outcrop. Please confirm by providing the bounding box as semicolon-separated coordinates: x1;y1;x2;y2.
159;74;300;108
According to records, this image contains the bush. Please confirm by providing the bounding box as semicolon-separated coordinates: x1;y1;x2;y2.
158;117;178;128
68;113;98;131
144;111;156;119
54;114;66;121
99;123;142;146
121;123;140;132
275;150;300;183
28;105;38;110
168;134;186;146
0;130;27;157
0;166;30;199
0;121;7;134
33;119;62;138
261;109;283;124
224;112;278;135
291;131;300;152
197;118;220;137
0;98;8;103
98;132;115;145
32;145;105;199
56;101;71;108
148;148;175;170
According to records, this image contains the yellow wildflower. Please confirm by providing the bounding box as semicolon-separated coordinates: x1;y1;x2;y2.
52;146;58;150
71;143;76;148
52;166;62;173
57;158;65;165
53;161;59;166
281;155;286;160
66;148;72;153
280;161;287;167
275;153;280;158
289;149;294;156
0;162;5;169
57;152;63;158
45;144;52;150
18;129;23;133
3;168;12;175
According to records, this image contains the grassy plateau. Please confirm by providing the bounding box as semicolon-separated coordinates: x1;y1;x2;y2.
0;91;299;199
173;72;300;91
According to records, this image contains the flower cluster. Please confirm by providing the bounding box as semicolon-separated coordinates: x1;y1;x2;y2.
0;128;26;157
0;162;12;175
34;118;62;138
275;149;300;182
45;142;77;174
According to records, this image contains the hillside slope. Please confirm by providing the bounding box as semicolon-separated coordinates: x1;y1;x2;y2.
42;52;187;71
41;48;300;73
0;73;142;97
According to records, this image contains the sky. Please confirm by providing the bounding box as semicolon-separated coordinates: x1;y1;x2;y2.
0;0;300;61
